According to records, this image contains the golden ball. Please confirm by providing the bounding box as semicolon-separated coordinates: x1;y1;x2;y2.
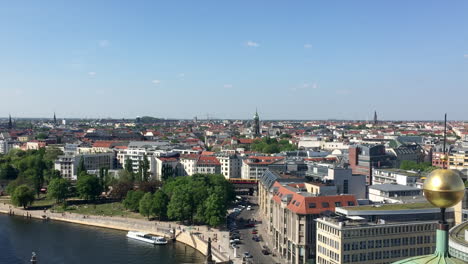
423;169;465;208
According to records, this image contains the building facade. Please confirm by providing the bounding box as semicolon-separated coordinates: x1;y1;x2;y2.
316;217;438;264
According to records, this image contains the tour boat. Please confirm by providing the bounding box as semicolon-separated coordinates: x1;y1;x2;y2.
126;231;168;245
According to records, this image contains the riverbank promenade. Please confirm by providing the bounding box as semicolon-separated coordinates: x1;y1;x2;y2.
0;203;234;263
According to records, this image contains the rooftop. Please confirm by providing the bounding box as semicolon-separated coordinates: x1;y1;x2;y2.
369;183;421;192
343;202;436;211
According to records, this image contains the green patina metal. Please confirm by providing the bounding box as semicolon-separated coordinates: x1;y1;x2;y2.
392;229;465;264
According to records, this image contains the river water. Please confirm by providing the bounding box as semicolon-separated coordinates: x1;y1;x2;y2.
0;214;204;264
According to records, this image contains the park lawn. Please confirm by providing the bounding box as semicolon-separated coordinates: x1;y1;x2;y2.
56;202;144;219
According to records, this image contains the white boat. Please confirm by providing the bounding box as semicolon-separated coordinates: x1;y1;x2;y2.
126;231;168;245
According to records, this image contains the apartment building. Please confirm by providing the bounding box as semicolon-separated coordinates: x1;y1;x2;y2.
316;217;438;264
241;156;285;180
449;147;468;177
215;153;242;179
368;184;423;203
180;154;199;176
372;168;420;187
54;153;114;180
196;156;221;174
258;170;357;264
349;144;393;184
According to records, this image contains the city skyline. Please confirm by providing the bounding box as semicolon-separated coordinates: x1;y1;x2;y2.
1;1;468;120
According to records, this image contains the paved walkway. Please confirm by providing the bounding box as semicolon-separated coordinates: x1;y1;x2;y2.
0;203;231;263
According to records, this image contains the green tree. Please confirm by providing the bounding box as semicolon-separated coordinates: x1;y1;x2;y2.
141;154;150;182
139;192;153;219
0;164;18;180
76;174;101;200
5;177;30;195
44;169;61;185
43;147;63;161
125;158;133;174
123;190;145;212
152;190;169;220
167;185;194;222
11;185;35;209
47;178;70;204
201;194;225;226
77;156;86;176
161;164;174;181
109;180;133;200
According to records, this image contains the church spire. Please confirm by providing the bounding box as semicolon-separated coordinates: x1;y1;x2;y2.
253;109;260;137
8;114;12;130
373;110;378;125
54;112;57;125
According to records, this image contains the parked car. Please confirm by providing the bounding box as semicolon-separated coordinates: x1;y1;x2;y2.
262;249;270;255
251;230;257;234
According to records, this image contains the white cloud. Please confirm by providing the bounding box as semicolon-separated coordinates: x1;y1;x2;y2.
304;43;312;49
245;41;260;47
178;73;185;78
301;82;318;89
98;40;110;47
464;54;468;58
223;84;233;88
88;71;96;76
152;80;161;85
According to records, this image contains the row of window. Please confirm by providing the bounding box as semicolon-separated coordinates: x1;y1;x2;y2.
342;223;435;238
343;236;432;251
342;247;432;263
317;234;339;250
309;201;355;208
317;245;339;262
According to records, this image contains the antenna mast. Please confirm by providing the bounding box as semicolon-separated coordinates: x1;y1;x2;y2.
443;113;447;169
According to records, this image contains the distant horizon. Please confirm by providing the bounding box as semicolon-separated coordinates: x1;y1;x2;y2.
0;115;460;123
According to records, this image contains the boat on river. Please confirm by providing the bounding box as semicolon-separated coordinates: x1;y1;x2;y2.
126;231;168;245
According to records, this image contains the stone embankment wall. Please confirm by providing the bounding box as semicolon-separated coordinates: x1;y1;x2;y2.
0;203;230;263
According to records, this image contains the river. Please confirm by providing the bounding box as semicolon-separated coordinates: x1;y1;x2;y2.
0;214;205;264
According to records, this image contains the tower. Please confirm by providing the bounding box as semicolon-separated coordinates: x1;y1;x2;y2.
53;112;57;125
8;114;12;130
373;110;378;125
253;109;260;137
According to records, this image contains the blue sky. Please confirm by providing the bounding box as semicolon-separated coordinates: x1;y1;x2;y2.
1;1;467;120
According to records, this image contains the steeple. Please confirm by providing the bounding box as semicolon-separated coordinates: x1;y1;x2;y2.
373;110;378;125
53;112;57;125
8;114;12;130
253;108;260;137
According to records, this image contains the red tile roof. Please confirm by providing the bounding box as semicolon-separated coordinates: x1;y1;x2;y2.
272;182;357;215
198;156;221;166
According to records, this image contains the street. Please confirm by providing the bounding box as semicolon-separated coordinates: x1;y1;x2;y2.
228;195;279;264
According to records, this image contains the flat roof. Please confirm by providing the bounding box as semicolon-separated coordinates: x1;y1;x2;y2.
369;184;421;192
342;202;436;211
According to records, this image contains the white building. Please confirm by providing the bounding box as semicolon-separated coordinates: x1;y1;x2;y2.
54;153;115;181
241;156;285;180
372;168;420;187
216;153;242;179
180;154;199;176
368;184;423;203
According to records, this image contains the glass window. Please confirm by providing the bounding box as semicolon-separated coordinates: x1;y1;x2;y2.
335;202;342;207
308;203;316;208
322;202;329;208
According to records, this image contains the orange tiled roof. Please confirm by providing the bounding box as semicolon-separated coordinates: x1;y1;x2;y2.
272;182;357;215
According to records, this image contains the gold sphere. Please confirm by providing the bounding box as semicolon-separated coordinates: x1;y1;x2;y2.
423;169;465;208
